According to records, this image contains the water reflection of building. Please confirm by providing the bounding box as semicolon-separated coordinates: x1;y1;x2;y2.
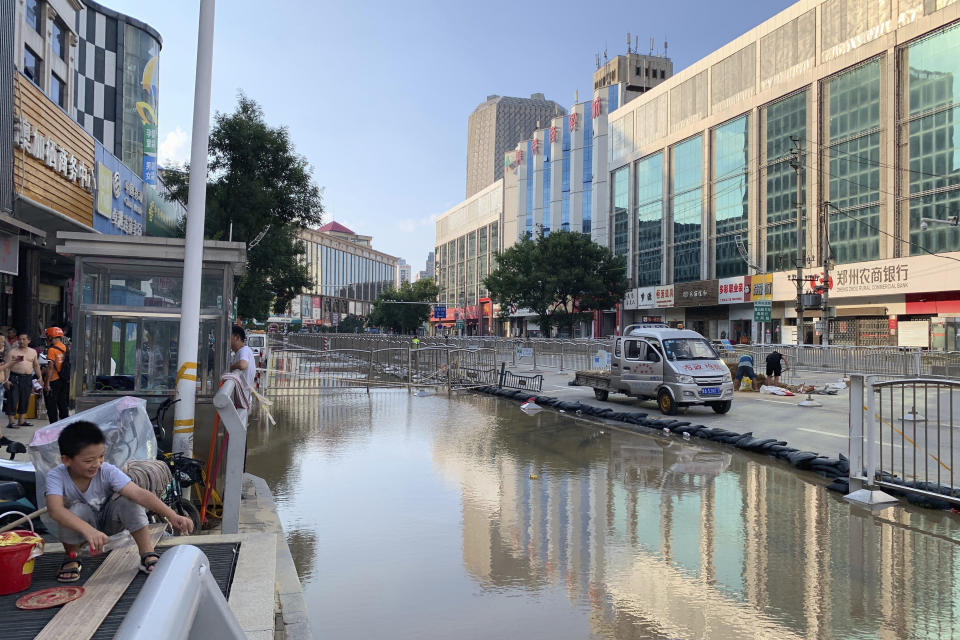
436;398;960;638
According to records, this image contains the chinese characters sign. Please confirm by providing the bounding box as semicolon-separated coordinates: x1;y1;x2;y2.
94;141;143;236
675;280;719;307
718;276;751;304
568;112;579;132
655;285;674;308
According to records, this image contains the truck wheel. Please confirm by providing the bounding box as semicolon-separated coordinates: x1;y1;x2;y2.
711;400;732;414
593;388;609;401
657;389;678;415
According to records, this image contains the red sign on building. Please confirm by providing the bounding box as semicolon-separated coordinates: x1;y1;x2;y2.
592;96;602;119
531;137;539;155
568;112;579;132
549;126;558;143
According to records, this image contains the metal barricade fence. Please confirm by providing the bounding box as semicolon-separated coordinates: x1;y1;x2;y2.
848;375;960;505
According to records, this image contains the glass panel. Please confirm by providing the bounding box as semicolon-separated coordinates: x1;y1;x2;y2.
613;166;629;255
672;136;702;282
582;182;592;234
526;141;534;237
543;140;551;235
905;22;960;116
764;91;807;271
636;152;663;286
80;263;223;309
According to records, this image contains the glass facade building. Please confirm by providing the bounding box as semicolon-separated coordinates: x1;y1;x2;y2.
294;226;398;325
607;0;960;344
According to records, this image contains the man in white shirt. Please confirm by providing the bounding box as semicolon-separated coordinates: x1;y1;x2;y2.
228;326;257;390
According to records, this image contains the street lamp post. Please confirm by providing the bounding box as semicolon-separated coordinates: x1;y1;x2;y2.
172;0;216;461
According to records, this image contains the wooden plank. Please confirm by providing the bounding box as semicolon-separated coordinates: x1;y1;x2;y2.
34;523;168;640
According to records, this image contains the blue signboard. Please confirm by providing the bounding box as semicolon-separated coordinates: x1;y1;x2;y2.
93;141;144;236
434;305;446;319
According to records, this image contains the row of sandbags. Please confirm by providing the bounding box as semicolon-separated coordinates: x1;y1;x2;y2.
474;386;956;510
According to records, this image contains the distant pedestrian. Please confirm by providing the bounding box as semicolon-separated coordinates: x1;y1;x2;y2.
43;327;70;423
228;325;257;390
412;336;420;349
765;350;789;384
5;332;43;429
734;353;755;391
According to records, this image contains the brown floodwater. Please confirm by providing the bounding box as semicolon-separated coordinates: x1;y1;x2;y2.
244;388;960;640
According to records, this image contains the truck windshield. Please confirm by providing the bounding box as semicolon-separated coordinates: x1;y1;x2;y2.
661;338;719;361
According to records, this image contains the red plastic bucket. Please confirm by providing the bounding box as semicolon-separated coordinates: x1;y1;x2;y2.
0;513;45;595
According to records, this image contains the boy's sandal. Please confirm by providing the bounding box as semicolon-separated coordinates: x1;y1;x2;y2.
57;558;82;583
139;551;160;574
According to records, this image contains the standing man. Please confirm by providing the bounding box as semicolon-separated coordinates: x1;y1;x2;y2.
228;325;257;390
765;350;790;385
5;332;43;428
43;327;70;423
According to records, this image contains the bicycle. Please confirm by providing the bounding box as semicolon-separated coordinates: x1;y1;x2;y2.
151;396;224;524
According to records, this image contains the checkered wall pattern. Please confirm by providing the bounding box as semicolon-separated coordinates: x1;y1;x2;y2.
73;8;119;156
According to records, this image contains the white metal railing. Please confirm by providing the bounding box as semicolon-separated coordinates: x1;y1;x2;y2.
212;377;248;534
848;374;960;505
113;545;245;639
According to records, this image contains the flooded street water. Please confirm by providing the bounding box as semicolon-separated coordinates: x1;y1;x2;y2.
245;389;960;639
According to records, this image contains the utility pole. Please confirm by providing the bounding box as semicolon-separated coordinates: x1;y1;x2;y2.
821;201;831;347
789;136;804;346
173;0;216;461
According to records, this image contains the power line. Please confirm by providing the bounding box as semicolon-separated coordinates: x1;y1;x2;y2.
823;200;960;264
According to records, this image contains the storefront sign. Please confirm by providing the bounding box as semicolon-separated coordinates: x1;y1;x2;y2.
623;288;639;310
771;252;960;301
718;276;750;304
634;286;657;309
655;285;674;308
144;185;182;237
12;76;95;228
675;280;719;307
14;115;95;193
312;296;322;319
751;273;772;300
94;141;143;235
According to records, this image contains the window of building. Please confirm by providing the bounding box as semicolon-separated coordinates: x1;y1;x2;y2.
713;115;750;278
52;19;66;60
582;182;593;235
525;140;534;237
671;135;703;283
613;166;630;256
50;71;66;108
901;23;960;255
763;90;807;272
478;227;487;255
660;69;666;79
23;46;41;85
825;59;881;264
636;152;664;286
25;0;41;34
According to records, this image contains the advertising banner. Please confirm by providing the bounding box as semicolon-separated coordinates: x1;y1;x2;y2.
655;284;674;308
675;280;719;307
312;296;322;319
751;273;773;301
718;276;750;304
144;185;181;237
93;141;144;235
123;31;160;185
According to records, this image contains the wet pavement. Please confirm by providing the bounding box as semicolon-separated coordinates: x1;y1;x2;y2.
245;388;960;639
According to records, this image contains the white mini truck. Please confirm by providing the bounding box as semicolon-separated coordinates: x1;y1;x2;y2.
573;324;734;415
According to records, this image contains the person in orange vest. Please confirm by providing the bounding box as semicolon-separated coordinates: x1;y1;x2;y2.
43;327;70;423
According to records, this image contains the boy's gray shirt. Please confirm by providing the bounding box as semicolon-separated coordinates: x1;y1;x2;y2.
46;462;132;512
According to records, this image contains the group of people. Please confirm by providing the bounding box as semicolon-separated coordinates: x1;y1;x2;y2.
0;326;70;445
733;349;790;390
2;324;260;584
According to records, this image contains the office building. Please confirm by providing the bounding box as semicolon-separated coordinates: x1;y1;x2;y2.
465;93;565;199
396;259;411;286
608;0;960;347
6;0;174;336
433;180;502;334
282;222;398;328
73;0;162;184
425;250;435;278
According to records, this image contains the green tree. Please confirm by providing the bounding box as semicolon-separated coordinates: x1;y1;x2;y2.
336;314;366;333
484;231;628;336
367;279;439;334
162;94;324;320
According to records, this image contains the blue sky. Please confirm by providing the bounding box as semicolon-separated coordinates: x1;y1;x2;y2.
107;0;794;273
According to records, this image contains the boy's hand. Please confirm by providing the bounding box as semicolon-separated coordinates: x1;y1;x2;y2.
85;528;110;554
170;514;194;535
